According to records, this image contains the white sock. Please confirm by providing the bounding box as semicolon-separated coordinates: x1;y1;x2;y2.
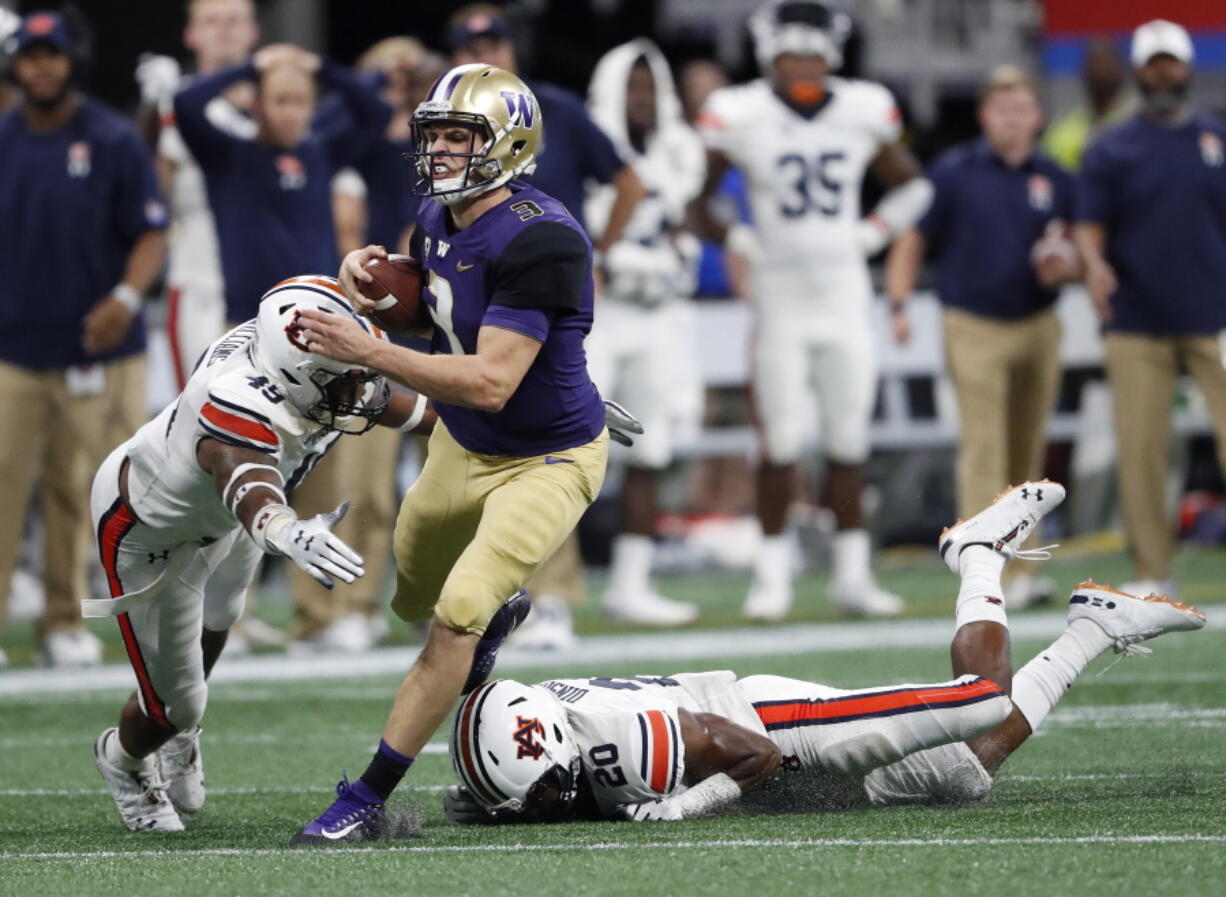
608;534;653;596
1011;619;1113;731
954;546;1008;630
754;534;792;587
106;730;148;773
832;529;871;585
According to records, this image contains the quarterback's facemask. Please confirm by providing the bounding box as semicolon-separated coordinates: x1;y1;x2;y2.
750;0;852;73
407;63;541;206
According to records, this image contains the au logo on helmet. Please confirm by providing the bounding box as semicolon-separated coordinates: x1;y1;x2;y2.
513;715;546;759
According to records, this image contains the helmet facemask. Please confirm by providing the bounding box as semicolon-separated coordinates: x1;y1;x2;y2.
407;111;503;205
304;366;390;434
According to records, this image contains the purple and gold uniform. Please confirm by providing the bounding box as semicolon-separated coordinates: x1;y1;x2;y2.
390;181;608;635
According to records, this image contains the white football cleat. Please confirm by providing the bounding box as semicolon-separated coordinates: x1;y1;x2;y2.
93;728;184;833
509;596;577;651
1068;581;1206;655
39;628;103;667
160;725;205;821
741;578;793;622
939;481;1066;574
605;591;699;626
830;580;904;618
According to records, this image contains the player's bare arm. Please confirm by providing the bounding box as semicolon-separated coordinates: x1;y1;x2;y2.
686;148;734;244
297;308;543;413
82;228;167;356
195;436;364;589
858;141;933;256
678;709;782;792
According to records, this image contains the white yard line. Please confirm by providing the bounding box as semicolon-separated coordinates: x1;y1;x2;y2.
5;834;1226;861
3;612;1220;697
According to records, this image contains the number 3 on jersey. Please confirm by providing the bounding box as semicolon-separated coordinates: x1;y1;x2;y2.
424;271;464;355
778;151;845;218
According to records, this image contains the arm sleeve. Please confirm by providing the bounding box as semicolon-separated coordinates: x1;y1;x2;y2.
319;59;393;168
196;375;285;459
481;305;551;342
488;221;590;312
172;62;256;167
695;89;738;159
110;129;169;244
1076;141;1113;224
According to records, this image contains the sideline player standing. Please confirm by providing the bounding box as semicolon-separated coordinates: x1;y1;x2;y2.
690;0;933;620
292;64;609;843
89;277;428;832
584;39;705;627
1075;19;1226;598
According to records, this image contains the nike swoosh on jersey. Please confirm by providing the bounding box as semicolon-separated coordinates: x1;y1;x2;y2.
456;260;475;271
544;456;574;464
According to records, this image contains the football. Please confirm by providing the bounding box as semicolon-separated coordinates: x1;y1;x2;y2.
361;254;432;335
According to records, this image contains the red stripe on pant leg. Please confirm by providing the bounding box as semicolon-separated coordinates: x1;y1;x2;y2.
97;499;169;728
167;287;187;389
755;679;1004;727
117;611;169;728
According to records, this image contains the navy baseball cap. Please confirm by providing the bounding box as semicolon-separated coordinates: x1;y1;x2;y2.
446;10;512;51
10;10;73;55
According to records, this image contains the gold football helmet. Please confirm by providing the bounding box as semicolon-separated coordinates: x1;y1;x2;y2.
408;63;542;205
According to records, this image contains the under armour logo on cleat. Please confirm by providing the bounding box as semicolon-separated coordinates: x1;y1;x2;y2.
1021;487;1043;501
1070;593;1115;609
986;596;1004;606
147;550;170;564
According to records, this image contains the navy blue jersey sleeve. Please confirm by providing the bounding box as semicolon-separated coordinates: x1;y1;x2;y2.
109;127;169;243
574;103;625;184
1052;164;1077;222
319;59;392;169
172;62;257;168
488;221;589;311
1076;139;1113;225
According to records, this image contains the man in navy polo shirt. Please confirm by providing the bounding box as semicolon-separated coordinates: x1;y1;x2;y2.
172;42;390;326
0;11;167;667
1075;20;1226;598
886;65;1078;608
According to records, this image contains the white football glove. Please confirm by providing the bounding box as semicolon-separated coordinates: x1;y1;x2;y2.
613;798;684;822
604;399;644;447
443;785;496;825
260;501;364;589
135;53;182;107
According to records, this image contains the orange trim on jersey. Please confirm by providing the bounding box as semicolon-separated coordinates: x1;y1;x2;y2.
167;287;188;389
269;276;347;299
200;402;279;447
644;710;671;794
754;678;1004;729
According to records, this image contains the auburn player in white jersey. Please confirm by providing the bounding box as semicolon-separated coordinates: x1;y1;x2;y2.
445;482;1206;824
583;38;706;628
87;276;431;834
691;0;934;621
135;0;260;387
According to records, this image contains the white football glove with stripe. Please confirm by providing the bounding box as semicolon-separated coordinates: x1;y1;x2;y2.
255;501;365;589
443;784;497;825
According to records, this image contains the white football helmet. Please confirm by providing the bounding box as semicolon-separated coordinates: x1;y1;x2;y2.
450;679;582;820
253;276;390;434
750;0;852;72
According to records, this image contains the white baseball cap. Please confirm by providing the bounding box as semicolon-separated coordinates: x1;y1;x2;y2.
1131;19;1195;67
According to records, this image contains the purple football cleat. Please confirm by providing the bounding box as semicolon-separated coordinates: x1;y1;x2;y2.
462;589;532;695
291;776;385;845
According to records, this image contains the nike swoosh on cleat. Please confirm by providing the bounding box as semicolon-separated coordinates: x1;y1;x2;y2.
544;457;574;464
317;820;364;840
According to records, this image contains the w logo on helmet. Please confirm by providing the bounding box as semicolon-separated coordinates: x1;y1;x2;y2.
500;90;536;128
513;715;546;759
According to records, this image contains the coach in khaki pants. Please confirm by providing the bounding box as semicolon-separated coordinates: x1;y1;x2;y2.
1076;20;1226;596
887;66;1079;604
0;12;165;666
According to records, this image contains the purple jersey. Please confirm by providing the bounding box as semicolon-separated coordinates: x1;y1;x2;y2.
413;181;605;455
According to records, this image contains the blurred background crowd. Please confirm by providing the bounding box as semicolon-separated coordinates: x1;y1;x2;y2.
3;0;1226;667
